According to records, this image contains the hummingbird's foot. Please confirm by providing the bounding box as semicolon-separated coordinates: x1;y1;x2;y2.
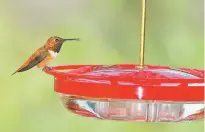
42;66;52;71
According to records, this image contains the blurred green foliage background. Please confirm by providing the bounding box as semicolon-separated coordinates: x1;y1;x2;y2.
0;0;204;132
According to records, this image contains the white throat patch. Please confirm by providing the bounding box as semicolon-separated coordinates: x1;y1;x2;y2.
48;50;58;58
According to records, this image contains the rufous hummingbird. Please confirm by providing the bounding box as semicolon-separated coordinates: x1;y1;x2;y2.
12;36;79;75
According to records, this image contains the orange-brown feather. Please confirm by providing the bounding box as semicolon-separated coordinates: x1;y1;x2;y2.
15;46;46;72
37;54;53;68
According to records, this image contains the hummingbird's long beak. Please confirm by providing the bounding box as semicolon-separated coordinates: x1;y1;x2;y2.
63;38;80;42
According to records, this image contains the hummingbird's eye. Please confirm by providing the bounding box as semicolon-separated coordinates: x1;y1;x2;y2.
55;39;59;42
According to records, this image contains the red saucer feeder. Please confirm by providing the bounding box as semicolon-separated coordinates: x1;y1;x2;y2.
44;64;204;122
44;0;204;122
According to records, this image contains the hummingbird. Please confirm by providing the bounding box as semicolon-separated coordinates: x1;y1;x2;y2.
12;36;79;75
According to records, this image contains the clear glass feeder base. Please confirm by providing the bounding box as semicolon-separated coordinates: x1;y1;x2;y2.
58;94;204;122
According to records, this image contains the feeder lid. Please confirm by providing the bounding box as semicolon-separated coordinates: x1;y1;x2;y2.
44;64;204;101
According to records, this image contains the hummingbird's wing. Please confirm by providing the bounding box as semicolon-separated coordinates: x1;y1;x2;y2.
12;47;49;75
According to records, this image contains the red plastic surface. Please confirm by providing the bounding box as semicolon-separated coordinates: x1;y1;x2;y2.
44;64;204;101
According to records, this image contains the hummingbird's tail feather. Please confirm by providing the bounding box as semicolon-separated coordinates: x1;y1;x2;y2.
11;64;33;76
11;66;31;76
11;71;18;76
